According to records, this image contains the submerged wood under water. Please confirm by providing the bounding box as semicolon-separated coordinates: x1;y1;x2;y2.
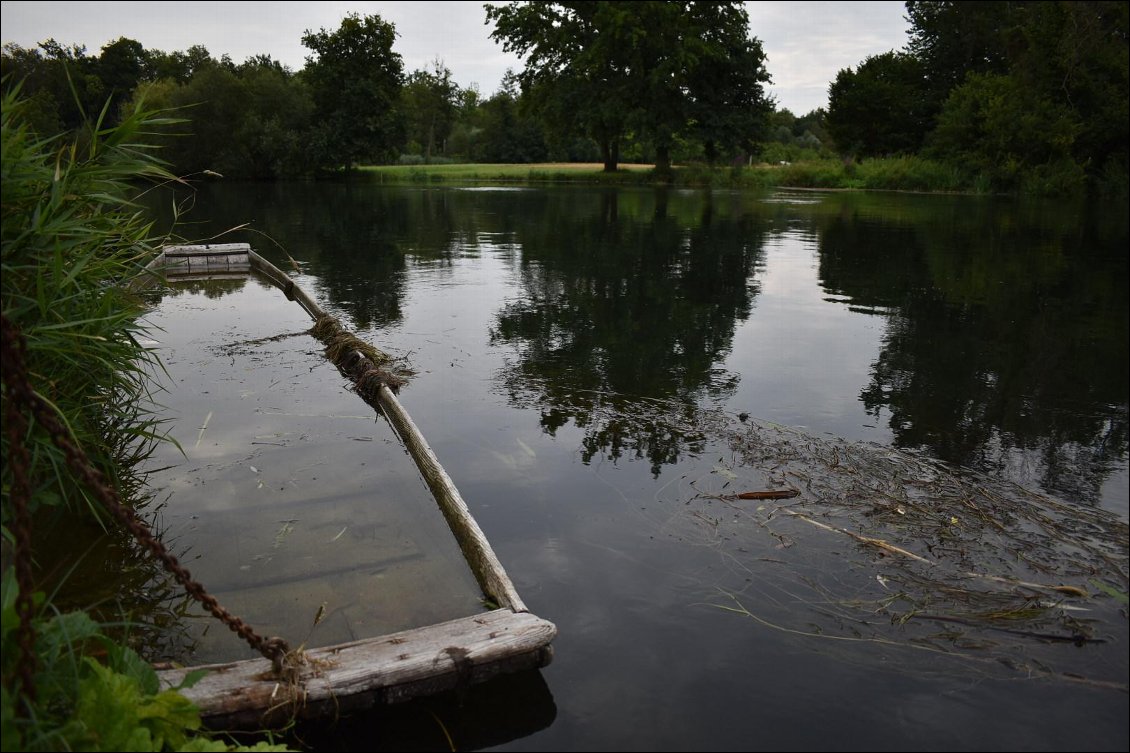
139;244;554;723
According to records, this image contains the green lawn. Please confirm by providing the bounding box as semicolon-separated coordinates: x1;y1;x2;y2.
360;161;655;183
358;158;975;193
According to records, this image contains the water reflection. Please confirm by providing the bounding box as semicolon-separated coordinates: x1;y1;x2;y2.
127;182;1128;750
816;193;1129;506
143;183;1128;509
149;182;410;328
139;277;248;301
490;190;766;474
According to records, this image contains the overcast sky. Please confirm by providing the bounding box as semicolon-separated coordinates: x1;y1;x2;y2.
1;1;910;115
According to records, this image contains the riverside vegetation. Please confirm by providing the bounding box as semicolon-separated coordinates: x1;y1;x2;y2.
2;1;1125;196
0;86;288;751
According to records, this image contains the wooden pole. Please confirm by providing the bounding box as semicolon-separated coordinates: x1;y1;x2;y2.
148;244;528;611
376;383;526;612
134;244;555;722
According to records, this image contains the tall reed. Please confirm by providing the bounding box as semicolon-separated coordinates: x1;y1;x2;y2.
2;83;290;752
1;84;177;525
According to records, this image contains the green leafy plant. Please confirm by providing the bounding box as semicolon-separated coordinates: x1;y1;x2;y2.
1;82;289;752
1;79;177;526
1;571;287;752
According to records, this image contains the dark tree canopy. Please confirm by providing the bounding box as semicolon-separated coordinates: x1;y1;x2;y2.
818;0;1128;193
1;40;102;131
826;51;936;157
486;1;772;171
144;44;216;83
95;37;146;100
910;0;1128;192
469;70;549;163
905;0;1017;102
301;13;405;169
3;0;1122;192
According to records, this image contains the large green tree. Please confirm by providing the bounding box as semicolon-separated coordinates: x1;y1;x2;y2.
678;3;773;165
826;51;936;157
905;0;1017;105
1009;1;1128;191
485;1;771;172
143;44;216;84
908;0;1128;193
301;12;404;169
927;71;1084;192
95;37;146;101
471;70;549;163
125;51;315;179
1;40;100;132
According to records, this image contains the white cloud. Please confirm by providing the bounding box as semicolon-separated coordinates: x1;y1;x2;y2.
748;1;910;113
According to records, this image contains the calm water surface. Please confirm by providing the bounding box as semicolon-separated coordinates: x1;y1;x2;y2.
134;183;1126;751
135;279;487;664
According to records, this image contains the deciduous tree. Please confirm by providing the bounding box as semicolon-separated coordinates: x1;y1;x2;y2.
486;1;771;172
301;13;404;169
826;51;935;158
401;58;459;163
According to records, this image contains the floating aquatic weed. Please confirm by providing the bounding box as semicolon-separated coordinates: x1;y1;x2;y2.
309;314;411;396
576;395;1128;688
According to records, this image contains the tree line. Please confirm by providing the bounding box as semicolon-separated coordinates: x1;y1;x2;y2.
827;0;1128;194
2;1;1126;193
0;4;806;178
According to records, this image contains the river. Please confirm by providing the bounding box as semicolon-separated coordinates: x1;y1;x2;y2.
127;182;1127;751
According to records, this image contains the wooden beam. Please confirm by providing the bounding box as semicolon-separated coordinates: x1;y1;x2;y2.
135;245;556;722
157;609;556;729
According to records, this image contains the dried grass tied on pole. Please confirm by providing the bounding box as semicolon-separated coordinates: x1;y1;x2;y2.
310;314;408;396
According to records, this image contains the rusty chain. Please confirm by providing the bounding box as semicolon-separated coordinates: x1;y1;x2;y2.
4;351;38;707
1;313;291;697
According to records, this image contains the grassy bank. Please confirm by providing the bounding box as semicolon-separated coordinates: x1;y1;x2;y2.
1;88;287;752
360;156;975;193
361;161;654;184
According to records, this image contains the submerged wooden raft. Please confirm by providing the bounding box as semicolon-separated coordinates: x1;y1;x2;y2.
137;244;556;728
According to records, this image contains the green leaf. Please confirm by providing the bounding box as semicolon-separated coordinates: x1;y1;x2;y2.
75;660;148;750
136;689;202;750
175;669;210;691
105;640;161;696
39;610;102;665
1089;578;1130;605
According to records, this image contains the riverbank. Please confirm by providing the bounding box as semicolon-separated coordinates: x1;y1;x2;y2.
360;156;974;193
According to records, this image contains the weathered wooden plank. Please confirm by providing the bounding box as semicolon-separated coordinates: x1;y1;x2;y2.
164;243;252;257
157;609;556;729
156;244;253;276
132;244;254;289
